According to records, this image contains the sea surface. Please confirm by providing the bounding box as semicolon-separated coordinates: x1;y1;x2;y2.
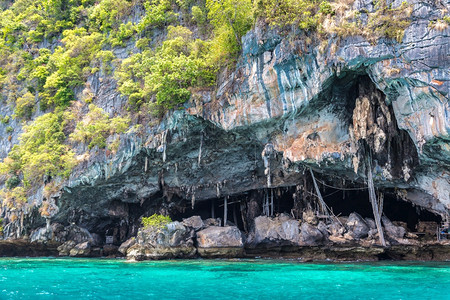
0;258;449;299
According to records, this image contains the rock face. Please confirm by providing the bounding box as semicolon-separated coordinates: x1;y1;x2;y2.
196;226;244;258
126;222;196;261
0;0;448;262
9;0;443;245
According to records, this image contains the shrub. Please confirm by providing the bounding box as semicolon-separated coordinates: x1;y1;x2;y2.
141;214;172;229
0;111;76;189
254;0;321;30
191;6;206;26
116;26;217;111
70;104;130;149
14;92;35;120
1;115;10;124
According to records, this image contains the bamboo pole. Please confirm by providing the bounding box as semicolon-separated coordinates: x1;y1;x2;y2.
367;164;386;247
309;168;329;217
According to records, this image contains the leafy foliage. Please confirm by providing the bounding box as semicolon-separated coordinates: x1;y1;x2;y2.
117;25;217;111
0;0;416;212
206;0;253;62
0;111;76;189
141;214;172;229
70;104;130;149
254;0;322;30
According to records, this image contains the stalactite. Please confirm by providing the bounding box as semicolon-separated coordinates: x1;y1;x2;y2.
262;143;275;188
270;189;274;216
191;187;196;210
198;131;203;166
162;130;167;162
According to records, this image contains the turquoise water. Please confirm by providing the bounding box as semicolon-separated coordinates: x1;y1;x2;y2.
0;258;449;299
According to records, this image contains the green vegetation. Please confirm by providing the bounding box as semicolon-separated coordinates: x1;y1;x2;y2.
1;115;10;124
0;111;75;191
142;214;172;229
70;104;130;149
116;25;217;111
254;0;322;30
0;0;416;210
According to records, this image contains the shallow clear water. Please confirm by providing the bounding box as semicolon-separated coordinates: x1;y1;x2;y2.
0;258;449;299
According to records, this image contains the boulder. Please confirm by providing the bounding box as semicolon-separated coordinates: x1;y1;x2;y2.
317;221;329;238
65;224;95;244
30;227;53;243
365;218;377;230
182;216;204;231
382;216;406;239
126;221;196;260
346;213;370;239
57;240;76;256
69;241;91;257
250;215;300;246
118;237;136;255
300;223;325;246
328;219;345;237
196;226;244;258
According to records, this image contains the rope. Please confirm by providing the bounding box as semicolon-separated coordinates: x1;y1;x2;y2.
314;176;368;191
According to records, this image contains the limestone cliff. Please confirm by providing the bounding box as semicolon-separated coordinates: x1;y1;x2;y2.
0;0;448;255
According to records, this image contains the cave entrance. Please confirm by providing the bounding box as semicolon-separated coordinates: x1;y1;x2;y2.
321;186;441;231
170;196;247;231
170;187;298;232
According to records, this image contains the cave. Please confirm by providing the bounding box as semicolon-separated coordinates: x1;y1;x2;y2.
320;186;442;231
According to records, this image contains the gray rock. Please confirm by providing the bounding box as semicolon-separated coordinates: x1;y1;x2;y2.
127;221;196;260
346;213;370;239
251;215;300;246
57;241;76;256
196;226;244;248
365;218;377;230
69;241;91;257
382;216;406;239
300;223;325;246
317;221;329;238
196;226;244;257
328;220;345;237
30;227;53;243
118;237;136;255
182;216;204;231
